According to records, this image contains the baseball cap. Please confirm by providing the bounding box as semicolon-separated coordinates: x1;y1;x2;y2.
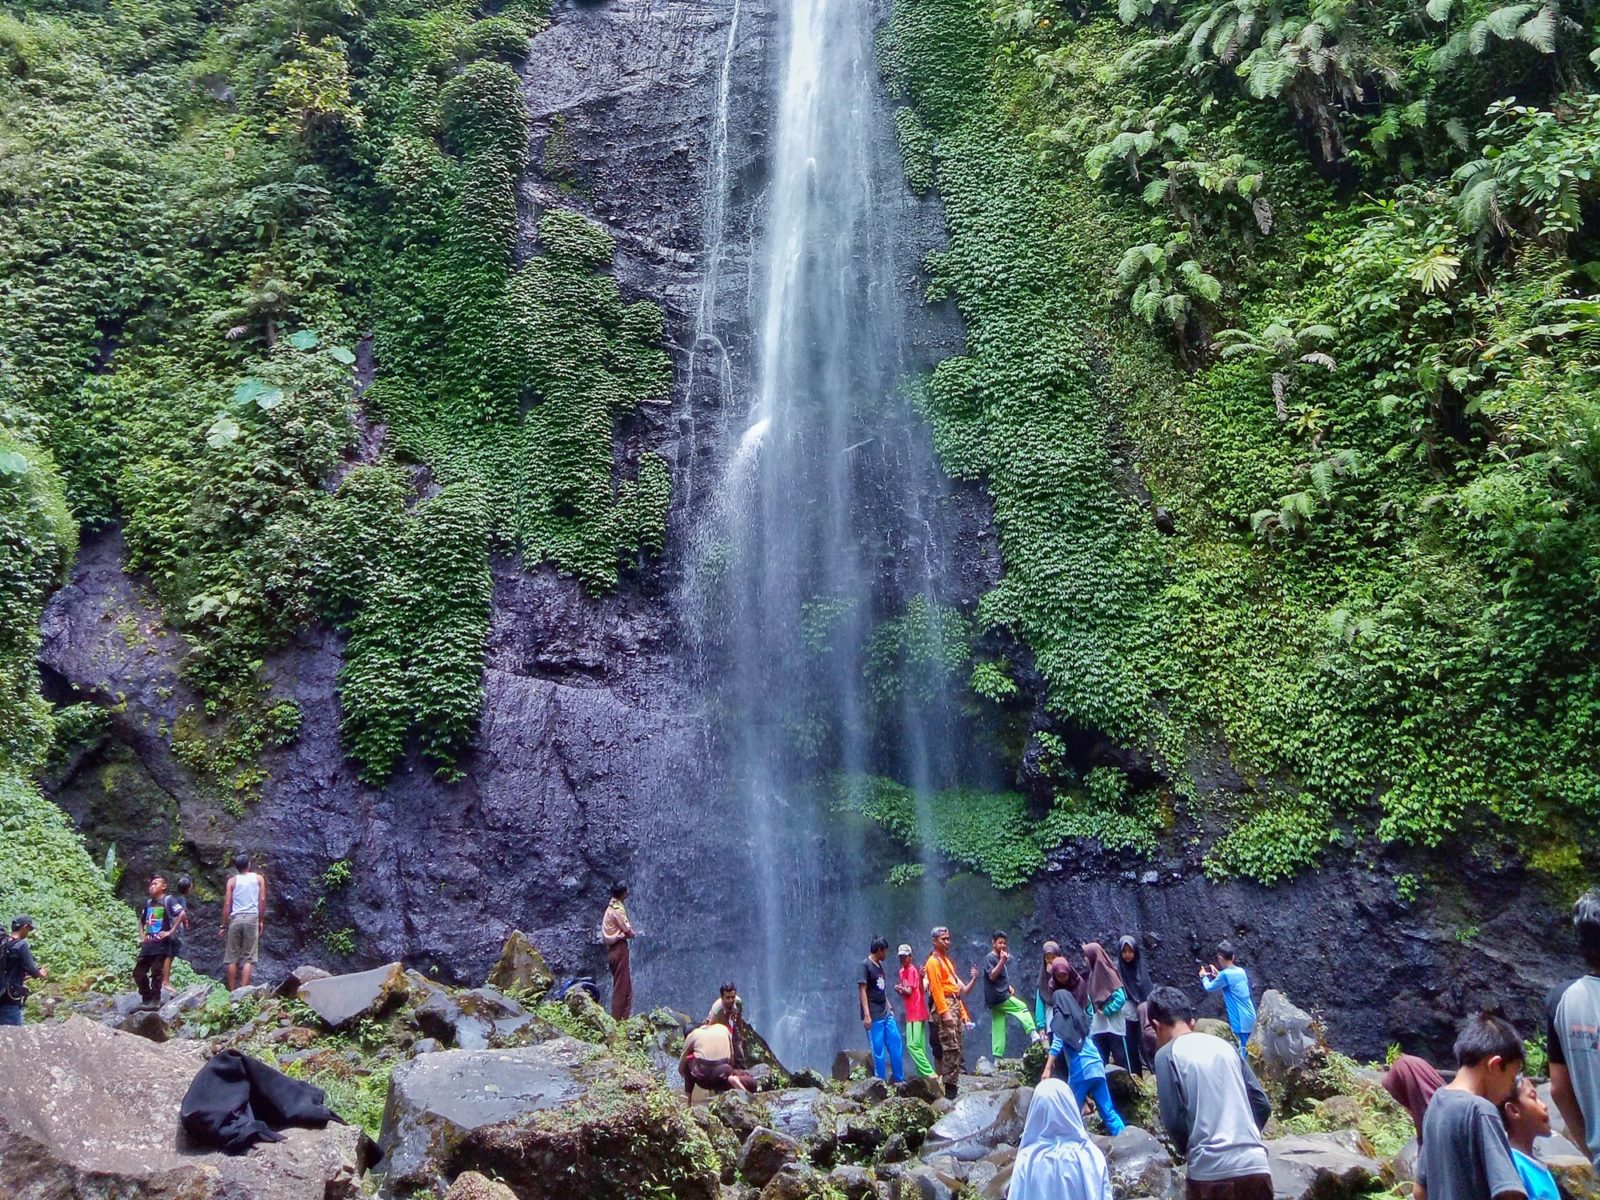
11;914;34;932
897;943;912;957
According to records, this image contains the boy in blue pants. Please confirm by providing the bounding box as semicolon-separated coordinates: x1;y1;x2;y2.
1201;941;1256;1058
861;936;905;1083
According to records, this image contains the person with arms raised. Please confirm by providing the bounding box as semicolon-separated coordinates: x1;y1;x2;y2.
1548;888;1600;1171
1200;941;1256;1058
984;930;1041;1058
1148;984;1272;1200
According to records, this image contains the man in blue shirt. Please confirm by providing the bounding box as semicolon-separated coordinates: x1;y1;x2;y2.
1200;941;1256;1058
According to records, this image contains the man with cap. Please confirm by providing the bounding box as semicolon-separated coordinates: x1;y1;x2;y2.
896;942;936;1077
1;915;47;1026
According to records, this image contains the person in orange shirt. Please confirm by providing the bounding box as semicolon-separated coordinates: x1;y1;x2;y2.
924;926;979;1098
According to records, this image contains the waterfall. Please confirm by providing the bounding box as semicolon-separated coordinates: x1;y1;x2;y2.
665;0;1019;1070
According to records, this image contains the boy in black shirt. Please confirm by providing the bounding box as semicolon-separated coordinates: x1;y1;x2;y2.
134;875;174;1008
860;936;905;1083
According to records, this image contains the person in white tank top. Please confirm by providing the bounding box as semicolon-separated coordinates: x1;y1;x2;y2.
221;852;267;990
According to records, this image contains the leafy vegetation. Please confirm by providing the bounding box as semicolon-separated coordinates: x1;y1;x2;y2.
884;0;1600;878
0;773;141;984
0;0;667;791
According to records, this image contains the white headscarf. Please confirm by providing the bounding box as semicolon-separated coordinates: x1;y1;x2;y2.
1009;1077;1113;1200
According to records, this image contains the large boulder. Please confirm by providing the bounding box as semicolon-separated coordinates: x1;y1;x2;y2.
485;930;555;999
764;1087;839;1144
414;985;536;1050
300;962;410;1031
1250;992;1338;1113
377;1034;719;1198
739;1126;804;1188
0;1017;364;1199
1266;1131;1382;1200
922;1086;1032;1161
1106;1125;1183;1200
445;1172;519;1200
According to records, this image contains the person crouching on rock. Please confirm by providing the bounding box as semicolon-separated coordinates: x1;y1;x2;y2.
0;915;47;1026
679;1007;756;1102
135;875;175;1008
1041;956;1125;1135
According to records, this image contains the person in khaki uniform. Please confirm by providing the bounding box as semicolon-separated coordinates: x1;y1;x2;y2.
221;852;266;990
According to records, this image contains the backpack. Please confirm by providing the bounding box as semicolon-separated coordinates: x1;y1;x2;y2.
0;937;28;1004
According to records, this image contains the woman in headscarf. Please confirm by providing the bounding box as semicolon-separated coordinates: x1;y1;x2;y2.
1382;1054;1446;1144
1041;957;1125;1135
1035;940;1062;1030
1010;1076;1114;1200
1118;935;1153;1076
1082;942;1130;1070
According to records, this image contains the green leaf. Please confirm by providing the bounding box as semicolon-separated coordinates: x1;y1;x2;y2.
206;415;242;449
1424;0;1451;20
232;378;273;407
0;450;30;477
255;388;287;411
329;345;357;365
287;329;320;350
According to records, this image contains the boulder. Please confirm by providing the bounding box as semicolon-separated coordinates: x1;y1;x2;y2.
158;982;214;1024
1546;1154;1600;1200
878;1132;912;1164
898;1164;955;1199
230;984;269;1003
1266;1131;1382;1200
1387;1137;1418;1184
898;1076;945;1103
379;1035;718;1198
1106;1125;1183;1200
764;1087;836;1144
115;1007;172;1042
415;986;530;1050
760;1162;827;1200
0;1017;363;1199
923;1086;1031;1161
978;1146;1017;1200
1251;991;1321;1075
712;1089;770;1139
849;1076;891;1104
276;964;333;997
789;1068;830;1091
834;1049;873;1082
560;988;616;1041
691;1105;742;1184
445;1171;519;1200
739;1126;803;1188
300;962;410;1031
829;1163;878;1199
485;931;555;999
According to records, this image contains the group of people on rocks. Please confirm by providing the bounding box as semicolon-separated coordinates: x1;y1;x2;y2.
129;853;266;1006
1008;890;1600;1200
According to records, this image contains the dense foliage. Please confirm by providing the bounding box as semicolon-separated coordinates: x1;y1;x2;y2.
0;0;669;788
0;773;140;982
883;0;1600;879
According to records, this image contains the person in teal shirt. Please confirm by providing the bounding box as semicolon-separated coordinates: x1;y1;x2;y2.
1200;941;1255;1058
1502;1073;1561;1200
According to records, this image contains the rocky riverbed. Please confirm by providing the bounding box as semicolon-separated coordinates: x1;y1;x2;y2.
2;934;1595;1200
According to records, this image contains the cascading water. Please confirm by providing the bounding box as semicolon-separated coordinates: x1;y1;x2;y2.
671;0;1020;1068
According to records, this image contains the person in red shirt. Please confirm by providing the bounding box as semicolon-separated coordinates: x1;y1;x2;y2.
896;943;936;1077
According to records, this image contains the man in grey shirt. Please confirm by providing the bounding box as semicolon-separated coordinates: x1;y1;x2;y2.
1148;986;1272;1200
1416;1013;1527;1200
1548;888;1600;1169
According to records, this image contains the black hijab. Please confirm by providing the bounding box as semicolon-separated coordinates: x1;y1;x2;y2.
1048;983;1090;1055
1118;935;1152;1004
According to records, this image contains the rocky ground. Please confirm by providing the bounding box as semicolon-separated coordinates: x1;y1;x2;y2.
1;936;1595;1200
